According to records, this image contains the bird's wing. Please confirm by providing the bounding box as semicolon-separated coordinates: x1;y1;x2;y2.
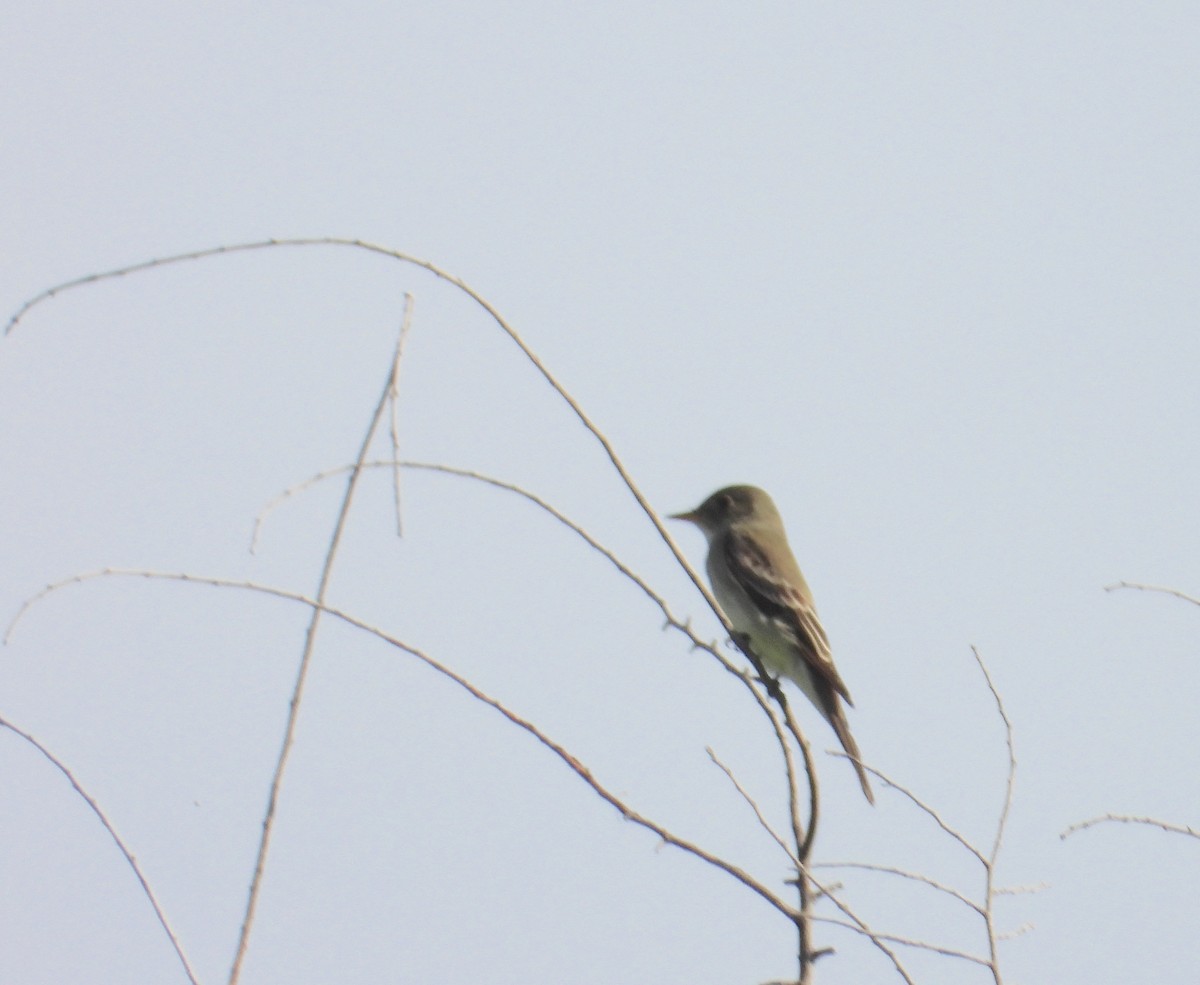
724;528;854;706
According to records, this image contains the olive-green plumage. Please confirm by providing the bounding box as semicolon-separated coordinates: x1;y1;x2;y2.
672;485;873;804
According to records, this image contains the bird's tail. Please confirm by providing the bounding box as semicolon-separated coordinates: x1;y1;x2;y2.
828;707;875;805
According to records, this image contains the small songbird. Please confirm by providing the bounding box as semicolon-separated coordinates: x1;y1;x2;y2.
671;485;874;804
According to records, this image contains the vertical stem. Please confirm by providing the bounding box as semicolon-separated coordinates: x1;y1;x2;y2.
797;874;813;984
227;332;402;985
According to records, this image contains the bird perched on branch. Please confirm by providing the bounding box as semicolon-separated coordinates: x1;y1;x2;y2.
671;485;874;804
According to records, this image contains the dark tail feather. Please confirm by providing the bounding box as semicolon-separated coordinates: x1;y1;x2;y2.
829;706;875;805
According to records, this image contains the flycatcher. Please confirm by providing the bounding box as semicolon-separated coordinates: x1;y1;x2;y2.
671;485;874;804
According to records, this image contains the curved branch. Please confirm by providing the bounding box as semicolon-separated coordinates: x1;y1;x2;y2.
1104;581;1200;607
971;646;1017;985
0;715;201;985
1062;814;1200;841
7;567;797;921
8;240;826;973
250;457;819;883
4;237;725;636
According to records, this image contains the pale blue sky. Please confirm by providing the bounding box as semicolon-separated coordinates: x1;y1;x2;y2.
3;4;1198;984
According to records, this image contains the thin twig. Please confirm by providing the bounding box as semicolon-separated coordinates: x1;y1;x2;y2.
5;566;797;920
247;458;756;681
251;461;680;633
972;645;1016;985
7;240;824;976
0;715;201;985
249;458;815;861
20;452;818;936
388;293;415;536
814;862;983;915
1104;581;1200;607
826;648;1023;984
4;238;725;636
5;242;801;742
796;868;917;985
720;669;814;980
770;687;818;984
228;325;403;984
738;673;811;861
263;451;825;981
248;458;820;877
831;753;986;867
993;883;1049;895
973;646;1016;866
1062;814;1200;841
808;917;989;967
706;746;798;866
770;687;819;864
1079;587;1200;842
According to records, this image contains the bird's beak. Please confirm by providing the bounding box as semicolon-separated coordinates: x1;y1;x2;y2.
668;509;699;524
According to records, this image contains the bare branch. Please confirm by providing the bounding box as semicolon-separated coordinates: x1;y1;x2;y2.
971;646;1017;867
1104;581;1200;607
997;923;1035;941
4;238;726;641
993;882;1049;896
388;293;415;536
971;645;1017;985
5;242;851;981
793;867;917;985
228;327;405;984
0;715;201;985
1062;814;1200;841
1073;589;1200;844
809;917;990;968
5;566;798;921
826;648;1024;985
245;456;823;930
247;460;776;714
830;752;986;867
249;461;689;648
767;687;818;865
814;862;983;915
706;746;798;867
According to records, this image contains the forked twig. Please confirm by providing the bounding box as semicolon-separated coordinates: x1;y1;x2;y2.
796;866;916;985
7;241;845;984
250;456;819;969
826;647;1021;985
972;645;1017;983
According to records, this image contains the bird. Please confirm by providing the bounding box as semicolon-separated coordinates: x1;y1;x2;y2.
671;485;874;804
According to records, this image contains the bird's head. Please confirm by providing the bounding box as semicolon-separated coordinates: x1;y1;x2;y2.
669;484;780;539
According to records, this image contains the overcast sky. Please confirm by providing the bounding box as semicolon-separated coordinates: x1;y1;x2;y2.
3;4;1198;984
